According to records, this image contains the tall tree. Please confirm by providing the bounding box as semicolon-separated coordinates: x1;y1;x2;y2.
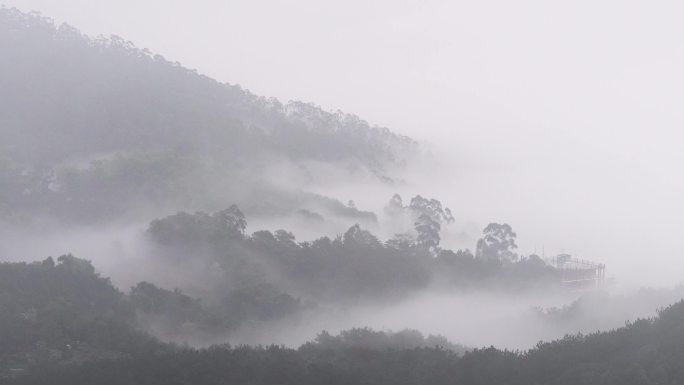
476;223;518;262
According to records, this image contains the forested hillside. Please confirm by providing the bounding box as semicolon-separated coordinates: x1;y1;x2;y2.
142;204;558;305
0;204;557;349
0;256;164;374
0;6;416;223
0;257;466;379
5;256;684;385
0;201;564;377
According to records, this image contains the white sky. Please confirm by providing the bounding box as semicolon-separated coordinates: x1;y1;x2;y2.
4;0;684;285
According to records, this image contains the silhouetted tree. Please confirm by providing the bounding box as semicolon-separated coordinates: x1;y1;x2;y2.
476;223;518;262
415;214;441;251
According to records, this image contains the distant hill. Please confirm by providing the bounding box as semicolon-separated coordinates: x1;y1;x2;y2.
0;6;416;223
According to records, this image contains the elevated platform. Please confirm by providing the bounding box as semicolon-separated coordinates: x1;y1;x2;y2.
545;254;606;290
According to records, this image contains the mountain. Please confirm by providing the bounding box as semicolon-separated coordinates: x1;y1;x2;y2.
0;6;417;223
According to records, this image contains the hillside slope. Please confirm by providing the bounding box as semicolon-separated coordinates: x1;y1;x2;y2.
0;6;416;223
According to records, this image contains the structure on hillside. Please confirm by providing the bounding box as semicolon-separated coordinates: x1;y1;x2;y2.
546;254;606;290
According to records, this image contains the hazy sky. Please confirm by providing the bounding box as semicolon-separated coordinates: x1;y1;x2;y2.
5;0;684;285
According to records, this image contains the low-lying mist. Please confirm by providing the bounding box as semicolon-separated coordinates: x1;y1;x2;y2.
227;287;684;350
2;204;680;353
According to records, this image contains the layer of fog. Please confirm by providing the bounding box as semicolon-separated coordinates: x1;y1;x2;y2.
310;140;684;289
3;214;681;352
2;136;682;350
229;287;683;351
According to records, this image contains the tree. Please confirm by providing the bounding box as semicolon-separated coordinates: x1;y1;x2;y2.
274;229;296;245
56;254;96;275
384;193;404;216
476;223;518;262
409;195;454;224
214;204;247;238
147;205;247;246
385;194;453;253
414;214;441;252
342;224;382;249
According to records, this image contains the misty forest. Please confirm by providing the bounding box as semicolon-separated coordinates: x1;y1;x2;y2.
2;4;684;385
